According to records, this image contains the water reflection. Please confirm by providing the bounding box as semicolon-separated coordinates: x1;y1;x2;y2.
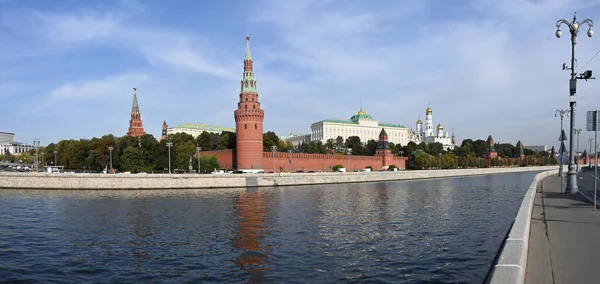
234;189;269;283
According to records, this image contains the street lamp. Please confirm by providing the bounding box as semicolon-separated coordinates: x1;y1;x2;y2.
166;142;173;174
271;145;277;173
288;150;293;172
556;109;569;177
33;138;40;172
347;148;352;172
574;129;582;171
438;153;442;170
556;13;595;194
108;147;113;173
53;150;58;166
197;146;202;174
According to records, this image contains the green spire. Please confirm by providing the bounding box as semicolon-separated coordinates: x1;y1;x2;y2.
245;36;252;60
132;87;139;111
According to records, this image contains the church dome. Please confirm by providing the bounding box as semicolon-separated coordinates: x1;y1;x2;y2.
426;106;432;115
416;119;422;124
437;123;443;130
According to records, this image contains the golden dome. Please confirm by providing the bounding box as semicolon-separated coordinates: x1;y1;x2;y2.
416;119;422;124
358;108;366;115
426;106;432;115
437;123;443;130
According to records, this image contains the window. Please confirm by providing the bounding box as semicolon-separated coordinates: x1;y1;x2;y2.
245;124;247;129
245;98;248;101
255;124;257;129
253;105;256;109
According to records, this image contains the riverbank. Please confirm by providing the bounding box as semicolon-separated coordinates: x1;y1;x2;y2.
0;166;556;189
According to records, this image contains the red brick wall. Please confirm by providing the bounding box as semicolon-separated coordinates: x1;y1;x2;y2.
203;150;408;172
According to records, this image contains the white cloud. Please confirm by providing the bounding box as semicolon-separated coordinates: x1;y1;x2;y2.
48;73;149;101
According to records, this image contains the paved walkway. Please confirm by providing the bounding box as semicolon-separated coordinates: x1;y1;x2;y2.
525;174;600;284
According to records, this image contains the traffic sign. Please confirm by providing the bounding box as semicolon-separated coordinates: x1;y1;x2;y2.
557;153;569;165
559;142;567;154
559;130;568;141
587;110;599;131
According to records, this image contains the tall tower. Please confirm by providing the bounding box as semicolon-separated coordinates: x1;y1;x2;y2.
425;104;433;137
127;87;146;138
234;36;264;172
161;121;168;141
416;118;422;142
376;128;393;168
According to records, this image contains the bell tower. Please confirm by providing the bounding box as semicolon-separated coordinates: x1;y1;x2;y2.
127;87;146;138
234;36;264;172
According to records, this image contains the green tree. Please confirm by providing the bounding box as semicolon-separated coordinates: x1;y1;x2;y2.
121;146;144;173
263;131;280;152
365;139;378;156
335;136;344;149
219;131;236;149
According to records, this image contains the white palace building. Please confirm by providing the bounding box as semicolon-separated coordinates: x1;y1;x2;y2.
309;108;412;146
284;105;457;150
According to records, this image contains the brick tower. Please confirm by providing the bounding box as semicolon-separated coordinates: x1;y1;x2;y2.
376;128;393;169
160;121;168;141
516;140;525;160
127;87;146;137
234;36;264;172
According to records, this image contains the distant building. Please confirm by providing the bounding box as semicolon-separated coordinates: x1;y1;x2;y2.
127;87;146;138
525;145;547;152
0;133;35;157
0;132;15;143
413;105;456;150
281;130;311;149
310;108;412;146
167;123;235;138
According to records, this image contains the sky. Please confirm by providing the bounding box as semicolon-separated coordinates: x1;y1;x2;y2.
2;0;600;152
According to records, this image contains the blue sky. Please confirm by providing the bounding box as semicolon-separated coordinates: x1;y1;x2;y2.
2;0;600;151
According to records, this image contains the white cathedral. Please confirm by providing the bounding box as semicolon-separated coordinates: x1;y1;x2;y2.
413;105;456;150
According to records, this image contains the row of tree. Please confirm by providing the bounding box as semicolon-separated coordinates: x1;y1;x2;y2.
5;130;560;172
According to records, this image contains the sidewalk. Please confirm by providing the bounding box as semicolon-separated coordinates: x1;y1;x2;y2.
525;175;600;284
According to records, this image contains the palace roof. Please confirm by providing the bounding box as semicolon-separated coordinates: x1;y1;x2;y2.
171;123;235;133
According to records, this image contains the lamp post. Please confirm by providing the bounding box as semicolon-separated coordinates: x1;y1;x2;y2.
400;150;404;158
196;146;202;174
347;148;352;172
574;129;582;171
271;145;277;173
556;109;569;177
438;153;442;170
33;138;40;172
429;155;431;170
107;147;113;172
53;150;58;166
166;142;173;174
590;137;594;165
556;13;595;193
288;150;293;172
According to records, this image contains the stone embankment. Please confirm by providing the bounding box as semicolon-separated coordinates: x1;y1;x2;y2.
487;169;558;284
0;166;556;190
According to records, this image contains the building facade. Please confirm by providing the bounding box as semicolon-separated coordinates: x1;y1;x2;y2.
310;108;412;146
525;145;547;152
234;36;264;172
127;87;146;138
0;133;35;157
414;105;456;150
167;123;235;138
280;131;311;149
0;132;15;143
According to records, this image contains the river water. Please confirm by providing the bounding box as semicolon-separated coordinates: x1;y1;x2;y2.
0;172;538;283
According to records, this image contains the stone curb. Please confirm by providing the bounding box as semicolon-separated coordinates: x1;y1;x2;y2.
488;169;558;284
0;166;557;189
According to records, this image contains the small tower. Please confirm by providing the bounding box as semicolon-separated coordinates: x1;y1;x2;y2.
127;87;146;138
481;135;498;163
234;36;264;172
550;146;557;159
437;123;444;137
160;121;168;141
376;128;393;169
516;140;525;160
425;104;433;137
451;128;457;146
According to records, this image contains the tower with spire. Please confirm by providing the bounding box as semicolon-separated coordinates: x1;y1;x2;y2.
234;36;264;172
375;128;393;168
160;121;168;141
425;103;433;137
127;87;146;138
